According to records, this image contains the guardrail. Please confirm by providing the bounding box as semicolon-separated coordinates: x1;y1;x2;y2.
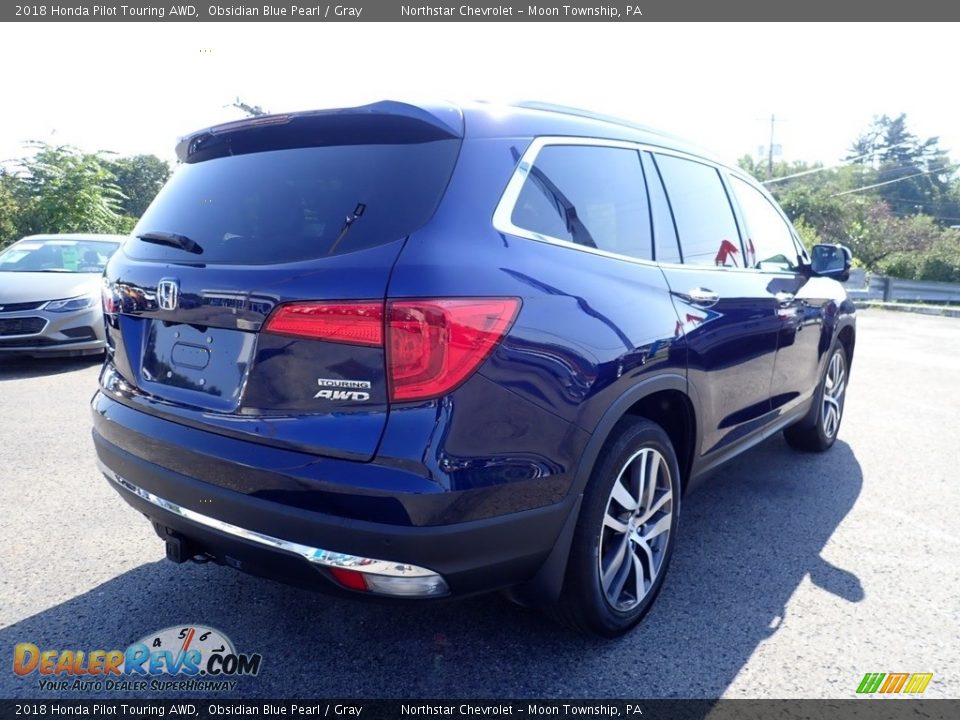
844;269;960;304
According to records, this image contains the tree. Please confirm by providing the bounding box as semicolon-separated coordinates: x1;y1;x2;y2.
878;231;960;283
845;202;943;268
7;143;133;239
0;170;23;248
739;114;960;282
106;154;171;218
747;159;866;247
846;114;957;220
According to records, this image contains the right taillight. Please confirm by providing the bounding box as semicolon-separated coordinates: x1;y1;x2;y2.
387;298;520;402
262;297;520;403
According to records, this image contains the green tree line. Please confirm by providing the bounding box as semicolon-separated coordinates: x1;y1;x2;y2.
740;114;960;283
0;143;170;249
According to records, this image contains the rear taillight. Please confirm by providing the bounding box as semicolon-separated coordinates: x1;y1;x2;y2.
264;302;383;347
387;299;519;401
263;298;520;402
101;284;118;314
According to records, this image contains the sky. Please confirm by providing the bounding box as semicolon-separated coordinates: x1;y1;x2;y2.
2;22;959;169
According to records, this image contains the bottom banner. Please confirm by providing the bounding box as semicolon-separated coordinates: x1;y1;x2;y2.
2;700;960;720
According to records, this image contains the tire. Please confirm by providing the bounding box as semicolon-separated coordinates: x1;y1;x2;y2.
784;343;849;453
553;417;681;637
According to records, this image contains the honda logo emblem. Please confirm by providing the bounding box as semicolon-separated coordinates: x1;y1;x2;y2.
157;279;180;311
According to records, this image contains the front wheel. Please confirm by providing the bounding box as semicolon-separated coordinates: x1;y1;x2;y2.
784;344;848;452
553;418;681;637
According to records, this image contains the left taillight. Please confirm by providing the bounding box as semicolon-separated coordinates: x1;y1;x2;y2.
263;298;520;402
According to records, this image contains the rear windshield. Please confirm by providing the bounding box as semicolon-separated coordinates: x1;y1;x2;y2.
127;140;460;265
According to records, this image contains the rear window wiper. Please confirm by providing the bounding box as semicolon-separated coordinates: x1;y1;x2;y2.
137;231;204;255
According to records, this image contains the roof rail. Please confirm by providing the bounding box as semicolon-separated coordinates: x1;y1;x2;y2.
509;101;675;139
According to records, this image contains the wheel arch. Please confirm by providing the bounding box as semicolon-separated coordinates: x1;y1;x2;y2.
572;374;698;498
837;322;856;370
505;372;699;608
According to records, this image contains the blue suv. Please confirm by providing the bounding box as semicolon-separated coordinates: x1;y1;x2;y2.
93;101;856;637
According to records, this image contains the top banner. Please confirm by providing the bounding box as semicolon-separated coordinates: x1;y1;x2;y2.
4;0;960;22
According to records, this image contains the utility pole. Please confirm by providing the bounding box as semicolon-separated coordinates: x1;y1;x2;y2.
767;113;775;180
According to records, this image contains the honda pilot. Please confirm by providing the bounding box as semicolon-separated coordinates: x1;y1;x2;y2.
93;101;856;637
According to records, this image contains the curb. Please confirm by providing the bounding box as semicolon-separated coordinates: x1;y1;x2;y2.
853;301;960;318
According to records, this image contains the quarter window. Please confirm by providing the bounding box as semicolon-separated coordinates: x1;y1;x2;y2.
653;154;742;267
730;176;800;271
510;145;652;261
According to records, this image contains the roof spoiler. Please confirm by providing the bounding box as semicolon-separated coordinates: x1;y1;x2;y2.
175;101;464;163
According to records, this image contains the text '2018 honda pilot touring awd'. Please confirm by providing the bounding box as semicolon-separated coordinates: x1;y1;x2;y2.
93;101;856;637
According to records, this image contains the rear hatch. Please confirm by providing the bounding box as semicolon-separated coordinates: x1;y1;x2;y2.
101;102;463;461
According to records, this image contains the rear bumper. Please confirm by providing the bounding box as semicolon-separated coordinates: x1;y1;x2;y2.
93;421;578;599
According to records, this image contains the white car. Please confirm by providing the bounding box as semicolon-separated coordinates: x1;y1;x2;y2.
0;233;126;356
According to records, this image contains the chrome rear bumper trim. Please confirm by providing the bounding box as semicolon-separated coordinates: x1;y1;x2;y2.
102;464;441;579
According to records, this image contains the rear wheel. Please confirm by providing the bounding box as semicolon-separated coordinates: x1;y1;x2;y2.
784;344;848;452
553;418;681;637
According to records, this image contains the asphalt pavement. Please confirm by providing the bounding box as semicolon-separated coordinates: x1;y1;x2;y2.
1;309;957;699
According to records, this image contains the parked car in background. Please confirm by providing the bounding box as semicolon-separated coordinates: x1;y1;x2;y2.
0;234;125;356
92;101;855;637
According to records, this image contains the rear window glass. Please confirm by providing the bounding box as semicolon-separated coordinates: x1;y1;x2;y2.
128;141;460;265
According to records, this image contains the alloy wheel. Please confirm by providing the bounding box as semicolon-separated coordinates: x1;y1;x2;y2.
822;350;847;440
598;447;674;612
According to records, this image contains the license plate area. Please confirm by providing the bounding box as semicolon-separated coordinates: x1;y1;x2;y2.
140;321;255;411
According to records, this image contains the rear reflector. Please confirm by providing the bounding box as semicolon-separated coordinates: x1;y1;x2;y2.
264;302;383;346
328;567;370;592
387;299;519;401
262;297;520;402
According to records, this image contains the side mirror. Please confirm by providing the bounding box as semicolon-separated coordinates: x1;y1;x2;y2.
810;244;852;282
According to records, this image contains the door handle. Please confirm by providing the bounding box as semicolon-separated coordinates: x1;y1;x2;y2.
774;291;795;306
687;288;719;308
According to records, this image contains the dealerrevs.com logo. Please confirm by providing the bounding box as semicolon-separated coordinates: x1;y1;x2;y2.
13;625;262;692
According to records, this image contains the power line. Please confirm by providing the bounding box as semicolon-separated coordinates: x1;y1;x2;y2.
830;165;953;197
763;141;917;185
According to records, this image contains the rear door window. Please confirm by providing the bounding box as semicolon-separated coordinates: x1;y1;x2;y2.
127;140;460;265
653;154;743;268
510;144;653;261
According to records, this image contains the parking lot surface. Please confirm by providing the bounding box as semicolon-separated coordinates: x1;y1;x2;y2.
1;309;957;699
